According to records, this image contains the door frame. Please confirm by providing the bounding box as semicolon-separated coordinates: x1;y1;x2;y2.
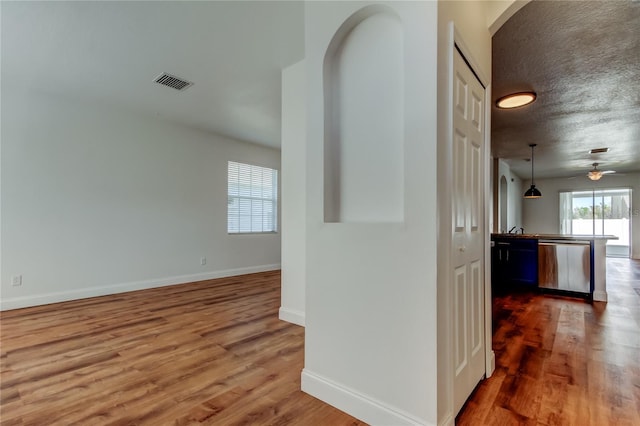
450;23;494;381
437;21;495;423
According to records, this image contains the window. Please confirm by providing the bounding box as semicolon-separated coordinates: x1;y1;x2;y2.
227;161;278;234
559;188;631;257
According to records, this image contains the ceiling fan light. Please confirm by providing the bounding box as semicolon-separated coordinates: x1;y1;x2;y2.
588;170;603;181
496;92;536;109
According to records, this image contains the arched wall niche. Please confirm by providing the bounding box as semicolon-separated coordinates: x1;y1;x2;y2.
499;175;508;232
488;0;531;36
323;5;405;223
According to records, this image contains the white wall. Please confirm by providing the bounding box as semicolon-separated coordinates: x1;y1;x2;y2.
280;60;306;326
485;0;530;35
300;1;501;424
1;87;281;310
303;2;439;424
299;1;525;422
522;173;640;259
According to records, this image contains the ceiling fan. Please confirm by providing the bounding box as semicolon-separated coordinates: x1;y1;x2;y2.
587;163;616;181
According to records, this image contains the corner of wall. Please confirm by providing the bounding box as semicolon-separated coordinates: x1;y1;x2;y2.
281;59;307;327
278;307;305;327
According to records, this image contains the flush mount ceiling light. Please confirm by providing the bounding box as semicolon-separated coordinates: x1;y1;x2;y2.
496;92;537;109
523;144;542;199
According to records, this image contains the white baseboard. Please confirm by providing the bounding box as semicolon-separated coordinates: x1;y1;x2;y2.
593;290;607;302
301;369;431;426
438;413;454;426
278;307;305;326
487;350;496;377
0;264;281;311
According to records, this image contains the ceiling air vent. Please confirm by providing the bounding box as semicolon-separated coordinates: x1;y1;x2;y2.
589;147;609;154
153;73;193;91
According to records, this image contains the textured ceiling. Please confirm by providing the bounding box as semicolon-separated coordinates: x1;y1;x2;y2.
492;0;640;179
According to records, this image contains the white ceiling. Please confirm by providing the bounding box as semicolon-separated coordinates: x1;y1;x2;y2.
1;1;304;149
4;0;639;175
492;0;640;179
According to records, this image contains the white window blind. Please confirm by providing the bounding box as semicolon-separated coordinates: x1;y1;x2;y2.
227;161;278;233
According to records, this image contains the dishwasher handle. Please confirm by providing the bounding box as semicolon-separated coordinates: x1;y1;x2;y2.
539;239;591;245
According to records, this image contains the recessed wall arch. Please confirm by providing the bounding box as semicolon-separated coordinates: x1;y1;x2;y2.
323;5;405;223
499;175;508;232
488;0;531;35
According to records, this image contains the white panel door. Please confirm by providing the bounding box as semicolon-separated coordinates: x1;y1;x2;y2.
452;48;486;415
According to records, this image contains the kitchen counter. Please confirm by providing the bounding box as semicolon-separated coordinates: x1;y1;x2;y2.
491;233;618;302
491;233;618;241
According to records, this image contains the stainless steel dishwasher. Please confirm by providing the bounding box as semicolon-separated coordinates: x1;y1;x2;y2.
538;239;592;294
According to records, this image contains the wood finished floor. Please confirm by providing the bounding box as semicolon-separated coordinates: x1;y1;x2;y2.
1;259;639;425
457;257;640;425
0;271;364;425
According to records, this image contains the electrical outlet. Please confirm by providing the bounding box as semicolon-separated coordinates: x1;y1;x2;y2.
11;275;22;287
200;257;207;266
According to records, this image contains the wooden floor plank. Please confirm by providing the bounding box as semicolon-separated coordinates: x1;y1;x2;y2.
0;271;364;425
458;257;640;425
2;259;638;425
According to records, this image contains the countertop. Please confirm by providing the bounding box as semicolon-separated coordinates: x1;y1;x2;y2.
491;233;618;241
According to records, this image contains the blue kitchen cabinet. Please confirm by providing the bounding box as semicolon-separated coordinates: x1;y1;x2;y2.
491;237;538;293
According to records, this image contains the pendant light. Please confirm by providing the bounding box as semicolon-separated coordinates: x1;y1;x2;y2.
523;144;542;198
